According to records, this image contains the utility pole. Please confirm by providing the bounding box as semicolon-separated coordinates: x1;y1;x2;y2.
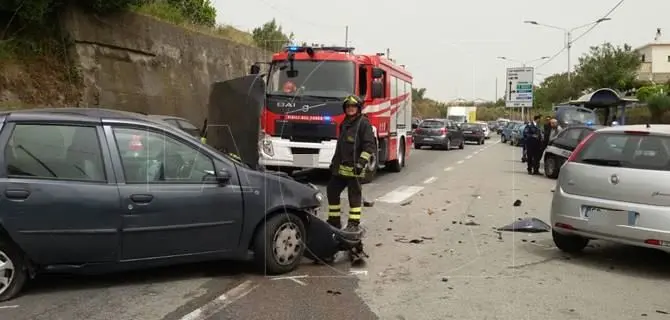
345;25;348;47
495;77;498;102
566;31;572;82
386;48;390;60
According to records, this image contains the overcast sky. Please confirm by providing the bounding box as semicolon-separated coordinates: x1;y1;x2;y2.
213;0;667;102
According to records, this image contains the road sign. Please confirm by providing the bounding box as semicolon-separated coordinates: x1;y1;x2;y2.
505;67;534;108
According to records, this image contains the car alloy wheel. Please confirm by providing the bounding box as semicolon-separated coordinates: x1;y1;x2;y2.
0;251;15;296
272;221;303;266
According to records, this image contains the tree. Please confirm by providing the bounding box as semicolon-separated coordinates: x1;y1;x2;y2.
636;84;668;102
575;43;642;92
412;88;426;101
252;19;293;52
166;0;217;27
645;94;670;120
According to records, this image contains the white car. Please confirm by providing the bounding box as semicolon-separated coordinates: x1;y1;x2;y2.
476;121;490;139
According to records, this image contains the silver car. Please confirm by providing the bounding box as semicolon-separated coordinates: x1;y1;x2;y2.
551;124;670;253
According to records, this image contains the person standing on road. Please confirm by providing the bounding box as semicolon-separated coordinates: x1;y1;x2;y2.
326;95;376;232
523;115;543;175
548;119;562;141
542;116;552;150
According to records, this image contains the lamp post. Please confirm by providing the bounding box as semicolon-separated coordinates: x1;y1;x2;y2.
496;56;550;67
524;18;611;81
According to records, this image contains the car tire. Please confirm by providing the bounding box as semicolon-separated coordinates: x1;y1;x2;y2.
544;154;560;179
253;212;306;275
481;138;485;145
445;139;451;150
388;139;405;172
552;230;588;253
0;239;28;302
458;139;465;149
414;143;422;150
501;135;507;143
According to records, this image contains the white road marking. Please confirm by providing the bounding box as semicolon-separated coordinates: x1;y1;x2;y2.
457;160;464;164
444;167;453;172
0;305;18;309
179;280;258;320
349;270;368;276
465;155;473;159
423;176;437;184
289;278;307;286
269;275;308;281
377;185;424;203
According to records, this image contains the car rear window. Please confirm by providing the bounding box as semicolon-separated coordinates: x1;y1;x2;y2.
576;132;670;171
420;120;444;128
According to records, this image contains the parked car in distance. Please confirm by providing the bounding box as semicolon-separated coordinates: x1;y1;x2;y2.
501;121;521;144
551;124;670;255
461;123;486;145
146;114;202;139
475;121;491;139
543;124;603;178
0;108;323;301
487;121;498;134
413;119;465;150
496;119;510;134
510;123;526;146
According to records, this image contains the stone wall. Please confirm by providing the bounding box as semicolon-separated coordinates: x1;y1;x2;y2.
5;8;269;125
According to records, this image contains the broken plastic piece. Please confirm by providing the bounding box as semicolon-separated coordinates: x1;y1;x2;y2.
498;217;551;233
513;199;522;207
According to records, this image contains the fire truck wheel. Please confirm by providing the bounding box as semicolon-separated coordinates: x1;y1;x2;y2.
387;139;405;173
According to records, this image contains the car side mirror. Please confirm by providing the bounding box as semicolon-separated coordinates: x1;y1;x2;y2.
216;169;232;184
372;67;383;79
371;82;383;99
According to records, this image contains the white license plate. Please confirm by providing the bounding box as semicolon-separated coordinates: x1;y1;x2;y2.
293;154;318;167
583;206;629;225
463;131;472;133
423;137;433;141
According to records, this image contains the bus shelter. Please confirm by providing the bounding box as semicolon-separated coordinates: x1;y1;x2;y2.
568;88;637;125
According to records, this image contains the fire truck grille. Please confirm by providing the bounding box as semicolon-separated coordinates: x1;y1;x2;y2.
275;120;337;142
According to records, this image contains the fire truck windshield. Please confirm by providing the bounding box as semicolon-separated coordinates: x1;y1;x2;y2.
268;60;355;98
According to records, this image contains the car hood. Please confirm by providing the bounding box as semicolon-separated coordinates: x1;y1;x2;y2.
241;167;323;210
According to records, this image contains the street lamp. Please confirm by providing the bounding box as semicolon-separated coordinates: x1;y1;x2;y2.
524;18;611;81
497;56;550;67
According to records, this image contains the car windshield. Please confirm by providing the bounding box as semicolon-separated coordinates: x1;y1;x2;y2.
267;60;355;98
559;107;598;125
420;120;445;128
576;132;670;171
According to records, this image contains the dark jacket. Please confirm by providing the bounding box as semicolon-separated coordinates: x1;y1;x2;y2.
523;122;542;145
330;114;375;176
543;123;552;146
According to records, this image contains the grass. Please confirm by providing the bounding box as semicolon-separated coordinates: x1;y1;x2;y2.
131;2;257;48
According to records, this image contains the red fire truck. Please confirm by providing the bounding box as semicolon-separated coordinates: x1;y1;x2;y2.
254;45;413;181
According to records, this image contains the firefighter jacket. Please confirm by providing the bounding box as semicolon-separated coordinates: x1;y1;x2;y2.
330;114;376;177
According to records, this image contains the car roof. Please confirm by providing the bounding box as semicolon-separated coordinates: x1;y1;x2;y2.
147;114;191;123
0;108;173;129
595;124;670;135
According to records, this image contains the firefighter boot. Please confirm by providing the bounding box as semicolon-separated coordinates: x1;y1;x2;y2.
344;208;362;233
327;205;342;229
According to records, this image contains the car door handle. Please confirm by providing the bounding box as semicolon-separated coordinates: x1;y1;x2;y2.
130;194;153;203
4;189;30;200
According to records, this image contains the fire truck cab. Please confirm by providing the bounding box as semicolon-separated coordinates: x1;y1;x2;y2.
254;45;413;181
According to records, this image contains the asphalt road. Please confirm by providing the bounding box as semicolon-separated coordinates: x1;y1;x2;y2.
3;136;670;319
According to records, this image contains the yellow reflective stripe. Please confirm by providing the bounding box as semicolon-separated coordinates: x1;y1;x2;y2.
338;165;355;176
328;205;341;210
349;207;361;213
359;151;371;160
229;153;241;160
349;213;361;220
328;211;341;217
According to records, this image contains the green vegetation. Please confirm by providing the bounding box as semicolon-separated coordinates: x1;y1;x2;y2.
251;19;293;52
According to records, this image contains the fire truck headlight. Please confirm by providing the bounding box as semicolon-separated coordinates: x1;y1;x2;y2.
260;139;274;156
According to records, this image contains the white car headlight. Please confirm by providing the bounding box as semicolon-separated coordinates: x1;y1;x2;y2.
315;192;324;202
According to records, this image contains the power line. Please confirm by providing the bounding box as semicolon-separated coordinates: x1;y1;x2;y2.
535;0;625;70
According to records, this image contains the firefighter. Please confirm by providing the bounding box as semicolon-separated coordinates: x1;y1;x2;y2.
326;95;376;232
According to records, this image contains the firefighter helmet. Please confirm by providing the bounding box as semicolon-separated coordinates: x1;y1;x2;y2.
342;95;363;112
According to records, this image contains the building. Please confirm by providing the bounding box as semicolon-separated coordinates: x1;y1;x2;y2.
635;28;670;83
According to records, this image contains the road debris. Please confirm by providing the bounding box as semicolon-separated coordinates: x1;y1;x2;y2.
464;219;480;226
467;214;475;218
400;200;412;206
498;217;551;233
363;199;375;207
326;290;342;295
427;208;435;215
513;199;522;207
